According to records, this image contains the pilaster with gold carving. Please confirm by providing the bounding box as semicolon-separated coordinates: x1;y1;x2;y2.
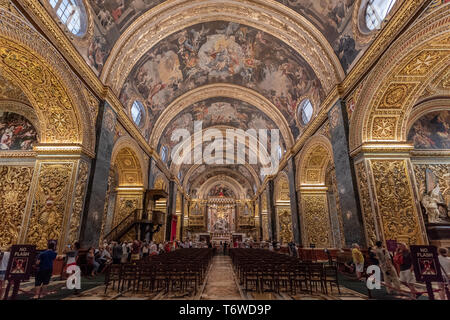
20;145;92;252
299;187;332;248
353;144;428;245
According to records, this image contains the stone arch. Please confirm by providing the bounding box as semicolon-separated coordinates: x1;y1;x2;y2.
349;7;450;152
150;84;294;149
297;135;334;188
111;137;146;187
101;0;344;94
274;171;290;202
198;176;245;200
0;9;95;151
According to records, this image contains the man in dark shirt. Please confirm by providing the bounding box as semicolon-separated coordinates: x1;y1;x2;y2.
34;242;57;299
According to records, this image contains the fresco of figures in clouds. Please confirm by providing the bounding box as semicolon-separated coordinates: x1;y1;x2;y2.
158;97;285;152
120;21;325;139
408;110;450;150
0;112;38;150
79;0;366;74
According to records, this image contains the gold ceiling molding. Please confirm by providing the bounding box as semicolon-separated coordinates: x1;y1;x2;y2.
149;83;294;149
111;136;147;187
0;9;95;153
197;175;245;200
296;134;333;189
101;0;344;95
349;5;450;153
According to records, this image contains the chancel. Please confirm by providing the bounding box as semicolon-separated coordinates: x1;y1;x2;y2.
0;0;449;302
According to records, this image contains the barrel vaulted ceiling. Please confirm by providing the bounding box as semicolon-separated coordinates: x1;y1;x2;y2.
40;0;401;198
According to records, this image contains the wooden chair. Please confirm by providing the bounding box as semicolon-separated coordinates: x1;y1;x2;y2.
323;264;341;295
308;263;326;294
104;264;122;294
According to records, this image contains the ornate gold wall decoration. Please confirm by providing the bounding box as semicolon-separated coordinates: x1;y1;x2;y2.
371;117;397;140
0;9;95;152
301;194;331;248
26;162;75;250
355;161;379;245
99;169;115;243
67;160;89;245
262;213;269;241
349;5;450;151
370;159;424;244
277;208;293;244
113;196;140;229
0;165;34;249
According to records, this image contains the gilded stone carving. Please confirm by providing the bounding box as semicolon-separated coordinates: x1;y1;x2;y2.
278;208;293;244
26;163;75;250
355;161;379;245
114;195;142;229
370;160;424;244
68;161;89;245
371;117;397;140
350;7;450;151
99;170;114;243
262;213;269;241
0;165;33;249
301;194;331;248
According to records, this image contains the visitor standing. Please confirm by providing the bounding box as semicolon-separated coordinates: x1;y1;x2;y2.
351;243;364;280
374;241;400;294
438;247;450;300
34;242;57;299
0;248;10;299
396;243;418;299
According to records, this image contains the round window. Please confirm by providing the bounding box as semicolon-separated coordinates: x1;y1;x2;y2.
161;146;169;163
298;99;313;125
365;0;397;31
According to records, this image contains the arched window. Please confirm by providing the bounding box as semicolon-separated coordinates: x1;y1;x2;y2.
49;0;86;36
298;99;313;125
131;101;144;127
277;145;283;160
365;0;397;31
161;146;169;163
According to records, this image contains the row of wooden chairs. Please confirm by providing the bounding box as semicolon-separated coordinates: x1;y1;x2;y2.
231;249;340;295
104;249;213;295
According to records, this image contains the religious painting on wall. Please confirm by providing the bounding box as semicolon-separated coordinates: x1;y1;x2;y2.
0;112;38;150
407;110;450;149
208;184;234;198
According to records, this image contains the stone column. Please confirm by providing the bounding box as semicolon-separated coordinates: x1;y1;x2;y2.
353;145;428;245
80;102;117;248
328;100;366;247
166;180;177;241
287;157;302;244
267;180;277;241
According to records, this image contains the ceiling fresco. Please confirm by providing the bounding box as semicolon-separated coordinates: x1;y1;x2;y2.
120;21;324;140
158;97;286;153
45;0;376;75
276;0;363;72
408;110;450;150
